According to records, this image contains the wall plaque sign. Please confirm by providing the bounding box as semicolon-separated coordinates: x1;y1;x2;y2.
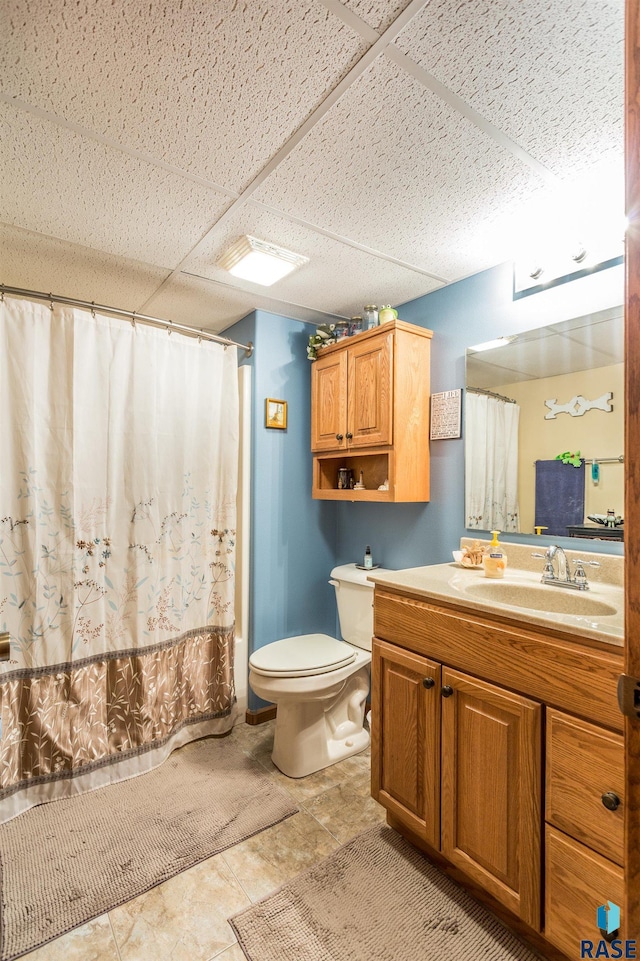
430;389;462;440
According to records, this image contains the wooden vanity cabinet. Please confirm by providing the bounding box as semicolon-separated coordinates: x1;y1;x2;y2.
310;320;432;502
372;638;541;928
371;585;625;953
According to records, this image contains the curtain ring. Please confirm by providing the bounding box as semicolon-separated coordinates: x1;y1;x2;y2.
131;311;136;328
167;321;172;336
90;301;96;319
0;286;4;303
48;293;54;311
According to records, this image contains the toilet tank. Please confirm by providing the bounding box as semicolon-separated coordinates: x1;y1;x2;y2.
330;563;384;652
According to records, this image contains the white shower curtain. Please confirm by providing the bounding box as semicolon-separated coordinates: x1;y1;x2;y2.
465;391;520;532
0;298;239;820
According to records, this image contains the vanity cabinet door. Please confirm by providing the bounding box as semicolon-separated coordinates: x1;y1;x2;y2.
440;668;542;930
371;639;441;848
310;349;347;452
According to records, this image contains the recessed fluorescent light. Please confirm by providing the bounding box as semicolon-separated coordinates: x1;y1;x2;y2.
218;235;309;287
468;335;517;353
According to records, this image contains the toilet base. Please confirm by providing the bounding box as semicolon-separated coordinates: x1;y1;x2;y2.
270;666;370;778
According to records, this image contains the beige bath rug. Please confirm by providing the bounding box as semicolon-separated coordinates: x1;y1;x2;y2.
0;735;297;961
231;825;541;961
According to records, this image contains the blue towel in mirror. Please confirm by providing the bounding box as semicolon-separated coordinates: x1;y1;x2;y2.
534;460;585;537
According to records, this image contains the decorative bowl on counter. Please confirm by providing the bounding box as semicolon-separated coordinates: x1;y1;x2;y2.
452;550;483;569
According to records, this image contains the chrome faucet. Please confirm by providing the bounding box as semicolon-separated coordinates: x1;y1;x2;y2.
548;545;568;582
531;546;600;591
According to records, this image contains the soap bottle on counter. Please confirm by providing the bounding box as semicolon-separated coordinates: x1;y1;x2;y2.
482;530;507;579
363;546;373;570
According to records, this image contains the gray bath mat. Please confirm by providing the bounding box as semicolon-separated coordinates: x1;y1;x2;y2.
0;735;297;961
231;824;540;961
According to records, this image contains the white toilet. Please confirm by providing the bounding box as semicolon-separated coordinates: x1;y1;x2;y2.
248;563;382;778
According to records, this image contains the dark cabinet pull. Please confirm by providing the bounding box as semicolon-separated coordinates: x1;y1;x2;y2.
441;685;454;697
346;432;353;439
336;433;344;441
422;677;435;689
601;792;621;812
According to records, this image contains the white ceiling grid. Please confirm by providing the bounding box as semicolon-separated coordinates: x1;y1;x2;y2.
0;0;624;332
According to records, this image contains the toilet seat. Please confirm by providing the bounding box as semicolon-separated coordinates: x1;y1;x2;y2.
249;634;356;678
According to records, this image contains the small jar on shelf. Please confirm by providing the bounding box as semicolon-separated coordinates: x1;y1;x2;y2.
362;305;378;330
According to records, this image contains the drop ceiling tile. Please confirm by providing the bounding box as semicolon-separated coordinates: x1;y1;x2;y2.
141;273;265;334
1;0;368;193
466;358;537;390
0;101;231;268
393;0;623;179
474;331;614;381
559;322;624;366
338;0;413;32
253;55;549;280
0;223;170;309
181;203;443;318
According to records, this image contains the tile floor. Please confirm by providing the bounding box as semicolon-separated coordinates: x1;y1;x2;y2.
24;720;387;961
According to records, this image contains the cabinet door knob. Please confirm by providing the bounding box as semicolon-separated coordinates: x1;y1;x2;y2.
422;677;435;689
336;433;344;441
346;432;353;439
441;685;454;697
601;791;621;811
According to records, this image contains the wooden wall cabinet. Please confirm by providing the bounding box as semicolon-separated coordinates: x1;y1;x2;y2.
310;320;432;501
371;586;625;954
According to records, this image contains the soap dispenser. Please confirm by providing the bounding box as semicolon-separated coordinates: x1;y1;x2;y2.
363;546;373;570
482;531;507;579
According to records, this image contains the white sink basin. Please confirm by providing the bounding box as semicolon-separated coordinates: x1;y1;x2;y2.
461;581;618;617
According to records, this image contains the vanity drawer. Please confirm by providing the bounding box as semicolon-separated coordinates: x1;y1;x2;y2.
546;709;624;865
545;825;624;956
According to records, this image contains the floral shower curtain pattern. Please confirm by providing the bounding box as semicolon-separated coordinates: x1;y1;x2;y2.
0;298;239;821
465;391;520;532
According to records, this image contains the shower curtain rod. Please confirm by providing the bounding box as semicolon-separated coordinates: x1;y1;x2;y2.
0;284;254;357
466;386;517;404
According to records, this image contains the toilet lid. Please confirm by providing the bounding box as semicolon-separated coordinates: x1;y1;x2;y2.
249;634;357;677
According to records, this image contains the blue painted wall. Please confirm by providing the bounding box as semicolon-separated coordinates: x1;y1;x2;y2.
225;310;337;708
225;262;623;708
335;260;625;569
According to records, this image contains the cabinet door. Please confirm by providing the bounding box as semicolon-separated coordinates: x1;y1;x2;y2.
371;638;441;848
311;349;347;451
346;332;393;448
440;668;542;929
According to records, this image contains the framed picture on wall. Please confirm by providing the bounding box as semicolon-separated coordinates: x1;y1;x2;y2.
265;398;287;429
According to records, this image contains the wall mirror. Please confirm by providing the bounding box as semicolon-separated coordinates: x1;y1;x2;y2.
465;305;624;541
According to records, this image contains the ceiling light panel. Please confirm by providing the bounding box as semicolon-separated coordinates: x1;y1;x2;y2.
253;55;549;280
394;0;623;179
218;236;309;287
2;0;368;193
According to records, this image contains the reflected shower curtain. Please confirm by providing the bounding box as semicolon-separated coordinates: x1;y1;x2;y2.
0;298;238;821
465;391;520;532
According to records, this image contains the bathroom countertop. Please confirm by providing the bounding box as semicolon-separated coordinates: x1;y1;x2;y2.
367;562;624;648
